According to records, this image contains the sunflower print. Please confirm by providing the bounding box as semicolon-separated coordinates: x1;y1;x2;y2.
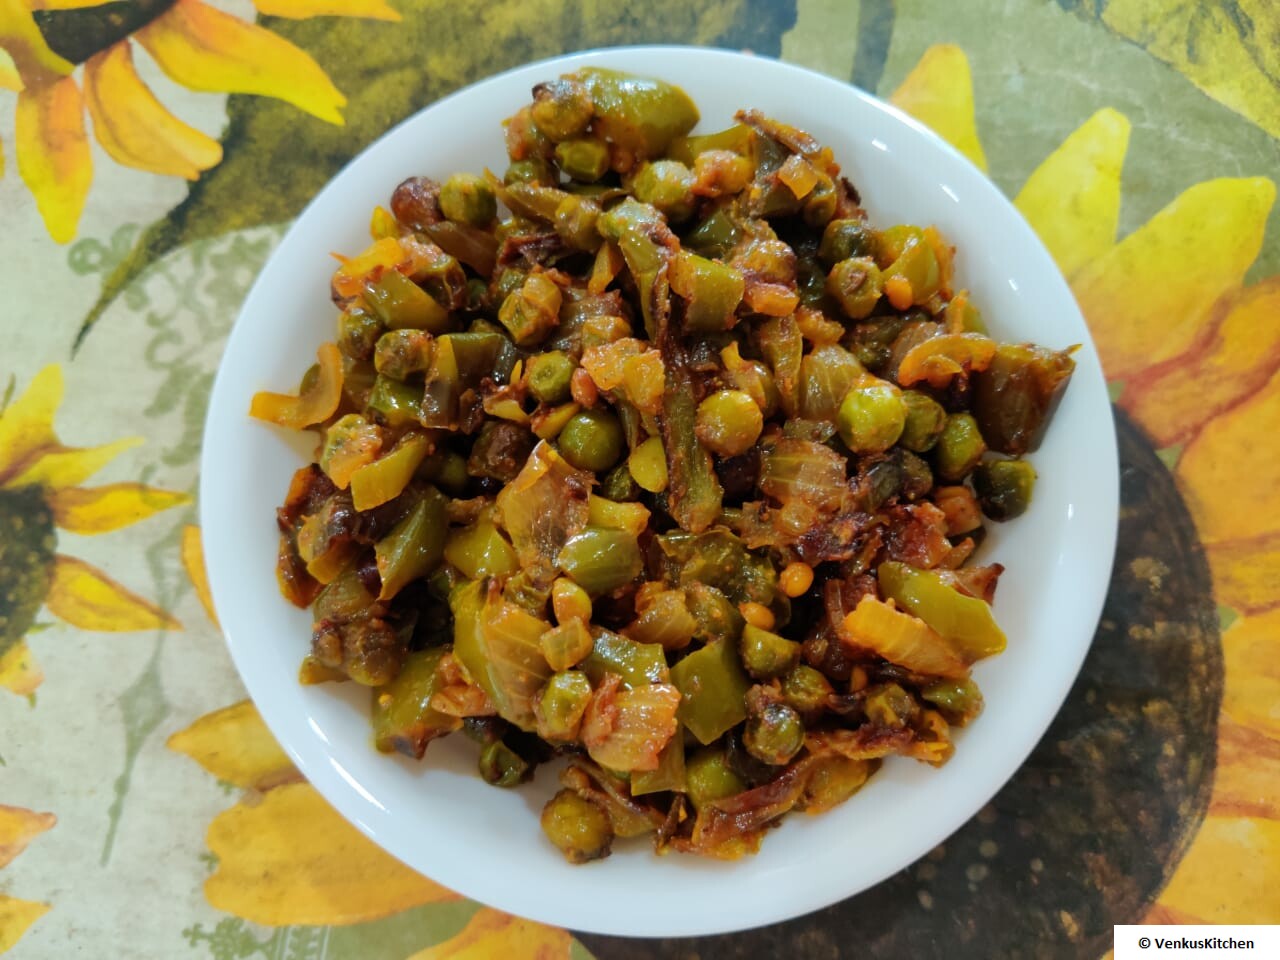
0;804;55;953
0;0;400;243
167;697;578;957
891;43;1279;935
0;364;187;696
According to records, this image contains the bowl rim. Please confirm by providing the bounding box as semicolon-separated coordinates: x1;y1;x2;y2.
201;43;1119;937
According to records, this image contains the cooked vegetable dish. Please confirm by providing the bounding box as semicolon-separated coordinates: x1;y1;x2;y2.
250;68;1075;862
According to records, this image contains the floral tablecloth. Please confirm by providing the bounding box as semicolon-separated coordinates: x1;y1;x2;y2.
1;1;1277;957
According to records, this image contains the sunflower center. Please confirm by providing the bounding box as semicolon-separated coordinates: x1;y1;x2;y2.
0;487;57;655
33;0;178;67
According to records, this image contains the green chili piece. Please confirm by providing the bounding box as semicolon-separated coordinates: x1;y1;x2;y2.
671;638;751;745
579;629;669;687
374;488;449;601
535;670;593;740
479;741;532;787
444;513;519;581
371;648;460;758
631;738;688;796
672;250;745;333
557;527;643;596
877;560;1007;660
366;375;423;429
555;137;610;182
364;269;452;334
970;343;1075;455
571;67;699;163
921;677;985;725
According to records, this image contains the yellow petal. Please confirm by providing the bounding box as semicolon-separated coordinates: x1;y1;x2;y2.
28;1;118;8
1099;0;1280;142
0;641;42;697
1158;816;1280;924
46;483;189;535
889;44;988;172
0;805;55;869
9;436;141;492
1124;278;1280;448
1072;177;1275;381
0;47;20;91
0;365;59;485
251;0;401;20
1222;608;1280;741
45;555;181;632
168;700;295;790
1205;533;1280;617
405;908;573;960
1014;108;1129;279
180;525;220;628
1143;902;1208;925
136;0;346;125
205;782;458;925
0;895;50;955
1210;713;1280;821
1177;366;1280;543
83;43;222;180
16;75;91;244
0;0;72;79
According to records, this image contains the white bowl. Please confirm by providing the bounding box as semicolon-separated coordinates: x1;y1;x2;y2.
202;45;1118;937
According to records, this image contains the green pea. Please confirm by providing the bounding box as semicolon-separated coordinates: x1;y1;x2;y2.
743;701;804;766
837;380;906;454
899;449;934;501
373;329;433;381
558;409;625;472
531;78;594;142
739;624;801;680
826;256;883;319
631;160;696;222
934;412;987;482
478;741;532;788
526;350;575;405
864;682;918;728
685;748;746;810
503;158;555;185
972;458;1036;521
439;173;496;226
555;138;610;182
599;462;642;502
337;306;383;360
419;449;468;496
899;390;948;452
781;665;834;718
541;789;613;863
694;389;763;458
818;219;876;266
